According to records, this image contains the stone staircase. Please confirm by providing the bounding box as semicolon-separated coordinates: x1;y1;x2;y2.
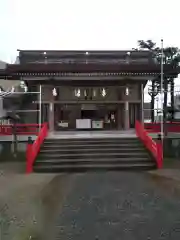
33;137;156;172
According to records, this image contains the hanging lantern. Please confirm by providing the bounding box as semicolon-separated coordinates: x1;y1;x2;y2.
125;87;129;96
52;88;57;96
20;81;25;87
101;88;107;97
75;88;81;97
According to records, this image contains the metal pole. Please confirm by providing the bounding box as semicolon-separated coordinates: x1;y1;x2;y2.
160;39;164;140
156;97;159;121
39;85;42;132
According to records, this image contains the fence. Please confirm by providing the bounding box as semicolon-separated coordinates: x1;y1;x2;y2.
0;86;42;131
0;124;42;135
143;83;180;122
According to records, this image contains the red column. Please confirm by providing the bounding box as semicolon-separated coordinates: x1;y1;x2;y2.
157;134;163;168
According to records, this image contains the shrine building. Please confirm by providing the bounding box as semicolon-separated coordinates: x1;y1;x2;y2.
0;50;178;132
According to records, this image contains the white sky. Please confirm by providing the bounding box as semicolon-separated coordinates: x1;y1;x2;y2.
0;0;180;102
1;0;180;62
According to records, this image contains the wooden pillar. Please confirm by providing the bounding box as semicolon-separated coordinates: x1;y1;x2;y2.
49;101;54;132
49;86;56;132
124;101;129;129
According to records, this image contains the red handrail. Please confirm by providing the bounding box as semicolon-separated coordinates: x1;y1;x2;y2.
26;123;48;173
135;121;163;169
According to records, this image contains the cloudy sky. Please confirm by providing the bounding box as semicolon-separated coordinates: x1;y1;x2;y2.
0;0;180;62
0;0;180;102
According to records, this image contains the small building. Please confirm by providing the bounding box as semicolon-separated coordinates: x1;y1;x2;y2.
0;59;27;120
0;50;179;132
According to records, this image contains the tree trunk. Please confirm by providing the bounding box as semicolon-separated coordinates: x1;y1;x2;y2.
170;78;174;121
151;80;155;123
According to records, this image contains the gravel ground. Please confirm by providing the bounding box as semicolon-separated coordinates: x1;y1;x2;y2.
2;163;180;240
0;162;73;240
53;172;180;240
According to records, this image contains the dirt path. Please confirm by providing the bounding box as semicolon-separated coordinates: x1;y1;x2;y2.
53;172;180;240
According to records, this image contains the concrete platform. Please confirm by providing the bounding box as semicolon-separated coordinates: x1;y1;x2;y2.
0;131;179;142
0;135;37;142
47;130;137;139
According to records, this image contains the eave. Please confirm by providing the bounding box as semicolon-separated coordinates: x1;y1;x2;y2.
0;72;166;81
0;63;179;80
6;63;179;74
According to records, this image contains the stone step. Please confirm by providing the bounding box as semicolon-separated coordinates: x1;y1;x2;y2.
33;136;155;173
35;157;152;166
40;147;146;154
33;162;156;173
38;152;148;159
42;143;143;149
44;138;139;145
46;137;137;141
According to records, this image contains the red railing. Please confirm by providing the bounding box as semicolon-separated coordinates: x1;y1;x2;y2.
135;121;163;169
144;122;180;133
0;124;42;135
26;122;48;174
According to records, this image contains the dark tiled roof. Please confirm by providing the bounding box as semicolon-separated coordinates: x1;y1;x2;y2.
18;50;152;58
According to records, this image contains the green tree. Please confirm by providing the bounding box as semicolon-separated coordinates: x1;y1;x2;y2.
137;40;160;122
136;40;180;123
